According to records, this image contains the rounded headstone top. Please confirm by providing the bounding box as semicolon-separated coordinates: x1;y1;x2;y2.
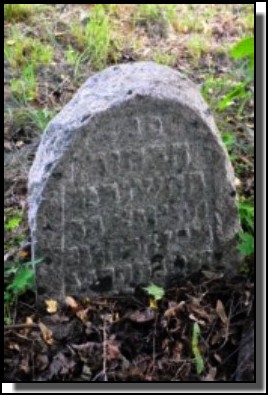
50;62;214;130
28;62;240;299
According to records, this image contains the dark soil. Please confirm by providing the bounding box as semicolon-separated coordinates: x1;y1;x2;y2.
4;270;254;382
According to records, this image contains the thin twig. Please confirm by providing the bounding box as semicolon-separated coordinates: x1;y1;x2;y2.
4;323;39;331
212;297;234;353
152;311;158;376
102;316;108;382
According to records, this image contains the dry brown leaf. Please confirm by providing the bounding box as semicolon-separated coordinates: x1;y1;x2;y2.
76;309;88;322
45;299;58;314
65;296;79;309
202;366;217;381
162;338;169;353
216;299;228;324
39;322;54;346
235;177;242;188
17;249;30;260
16;141;24;148
25;316;34;326
23;316;34;335
9;342;20;351
244;291;251;306
19;356;30;374
48;313;69;324
107;343;121;361
4;140;12;151
48;352;76;379
214;353;222;363
164;301;185;318
189;304;214;322
128;308;155;323
171;342;183;362
35;354;49;372
114;312;120;322
201;270;224;280
189;313;205;326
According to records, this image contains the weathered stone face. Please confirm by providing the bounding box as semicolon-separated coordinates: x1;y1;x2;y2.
28;62;240;298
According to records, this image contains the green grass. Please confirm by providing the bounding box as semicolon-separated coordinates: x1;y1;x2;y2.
134;4;178;36
64;46;89;79
186;34;210;59
136;4;177;24
4;4;51;23
6;108;56;132
238;198;254;233
202;76;235;109
4;4;33;22
28;109;56;131
5;30;53;104
70;4;121;70
70;21;86;49
237;198;254;265
136;4;164;24
243;13;254;30
5;30;53;70
103;4;122;17
10;64;37;104
85;5;114;69
153;51;177;67
174;8;204;33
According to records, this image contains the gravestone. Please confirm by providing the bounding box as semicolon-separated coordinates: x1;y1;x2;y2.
28;62;240;298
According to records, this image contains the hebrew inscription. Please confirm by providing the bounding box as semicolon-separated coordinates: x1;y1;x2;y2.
28;62;240;298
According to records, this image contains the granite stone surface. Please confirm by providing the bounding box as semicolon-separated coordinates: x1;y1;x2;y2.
28;62;240;298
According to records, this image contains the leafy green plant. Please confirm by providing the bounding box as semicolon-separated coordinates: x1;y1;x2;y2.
4;210;23;232
238;199;254;232
237;199;254;259
4;209;26;253
4;259;42;324
192;322;205;374
222;132;237;160
238;232;254;257
222;132;235;151
143;283;165;301
5;216;22;232
218;36;254;112
231;36;254;73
